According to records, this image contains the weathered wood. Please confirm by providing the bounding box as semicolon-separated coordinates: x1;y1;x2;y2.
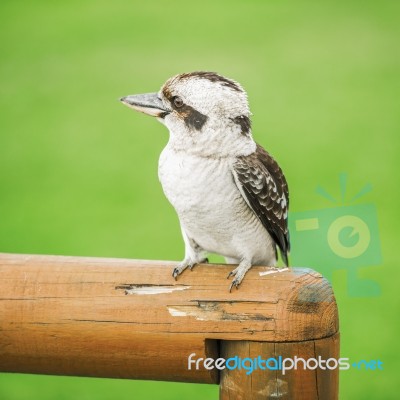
0;253;339;397
220;333;340;400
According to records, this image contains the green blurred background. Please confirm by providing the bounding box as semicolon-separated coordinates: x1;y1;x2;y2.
0;0;398;398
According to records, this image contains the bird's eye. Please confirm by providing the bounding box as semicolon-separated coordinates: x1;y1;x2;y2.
173;96;184;108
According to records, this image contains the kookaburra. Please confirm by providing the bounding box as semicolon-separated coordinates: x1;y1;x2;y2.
120;72;290;291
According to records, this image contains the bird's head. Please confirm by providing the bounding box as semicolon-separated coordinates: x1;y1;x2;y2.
120;72;256;157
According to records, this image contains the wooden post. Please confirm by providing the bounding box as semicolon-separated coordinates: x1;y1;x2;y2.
0;253;339;399
219;335;339;399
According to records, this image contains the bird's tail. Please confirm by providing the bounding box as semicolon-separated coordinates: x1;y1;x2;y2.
280;249;289;267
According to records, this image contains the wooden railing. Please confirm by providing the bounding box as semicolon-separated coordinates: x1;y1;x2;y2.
0;253;339;399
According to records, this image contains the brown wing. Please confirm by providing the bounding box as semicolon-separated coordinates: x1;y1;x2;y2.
232;144;290;265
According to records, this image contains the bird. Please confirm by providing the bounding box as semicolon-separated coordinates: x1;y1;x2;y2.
120;71;290;291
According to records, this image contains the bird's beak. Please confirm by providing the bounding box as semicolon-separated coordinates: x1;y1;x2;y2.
120;92;170;118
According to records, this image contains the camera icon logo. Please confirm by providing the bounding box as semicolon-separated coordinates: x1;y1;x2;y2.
289;175;382;297
327;215;370;259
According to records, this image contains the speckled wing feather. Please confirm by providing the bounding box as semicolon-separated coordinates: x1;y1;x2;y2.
232;144;290;265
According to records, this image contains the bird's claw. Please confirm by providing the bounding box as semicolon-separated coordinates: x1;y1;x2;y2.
229;278;241;292
227;270;235;279
172;261;196;279
172;267;180;280
227;263;250;292
189;263;197;271
228;268;242;291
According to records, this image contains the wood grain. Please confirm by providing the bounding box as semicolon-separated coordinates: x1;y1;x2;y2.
0;253;339;390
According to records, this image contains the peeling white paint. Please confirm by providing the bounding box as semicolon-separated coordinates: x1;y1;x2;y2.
167;307;208;320
167;307;188;317
259;267;289;277
125;286;190;295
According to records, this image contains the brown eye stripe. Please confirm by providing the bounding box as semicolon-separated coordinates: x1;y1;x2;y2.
231;115;251;136
164;92;208;131
181;107;208;130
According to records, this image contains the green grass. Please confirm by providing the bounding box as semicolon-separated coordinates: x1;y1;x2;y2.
0;0;399;398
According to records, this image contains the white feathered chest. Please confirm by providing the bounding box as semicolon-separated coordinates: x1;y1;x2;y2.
159;146;240;216
158;145;272;260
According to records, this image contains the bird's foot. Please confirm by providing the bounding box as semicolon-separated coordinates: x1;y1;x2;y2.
172;257;208;279
227;261;252;292
172;262;193;280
